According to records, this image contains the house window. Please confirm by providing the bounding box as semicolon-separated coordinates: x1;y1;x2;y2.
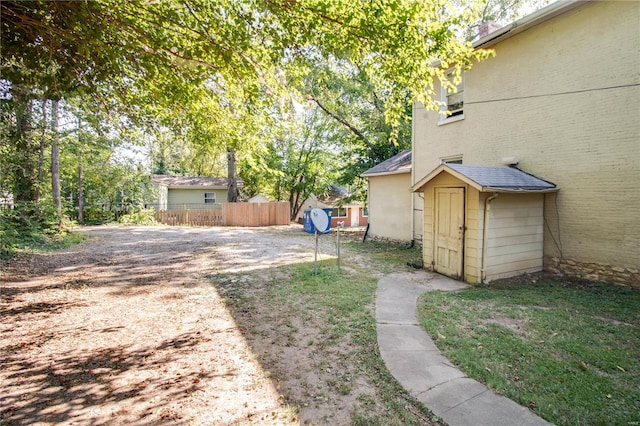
204;192;216;204
440;154;463;164
362;208;368;217
440;69;464;124
332;207;347;218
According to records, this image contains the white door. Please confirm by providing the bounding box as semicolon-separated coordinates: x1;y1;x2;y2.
350;207;359;227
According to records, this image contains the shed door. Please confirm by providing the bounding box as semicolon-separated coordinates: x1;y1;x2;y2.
434;187;464;278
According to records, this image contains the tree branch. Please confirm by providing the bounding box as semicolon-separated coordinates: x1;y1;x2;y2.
309;97;374;149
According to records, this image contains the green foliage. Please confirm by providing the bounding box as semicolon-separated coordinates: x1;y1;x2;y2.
417;277;640;425
2;0;497;245
118;208;158;226
239;104;339;219
0;201;72;258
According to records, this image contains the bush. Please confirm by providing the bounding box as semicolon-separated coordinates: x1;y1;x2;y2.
0;201;68;258
118;208;158;225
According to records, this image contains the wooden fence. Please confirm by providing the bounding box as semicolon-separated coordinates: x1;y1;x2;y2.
154;201;290;227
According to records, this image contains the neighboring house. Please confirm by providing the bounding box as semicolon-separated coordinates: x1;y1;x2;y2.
150;175;243;210
296;185;368;228
248;194;269;203
361;150;424;243
412;1;639;285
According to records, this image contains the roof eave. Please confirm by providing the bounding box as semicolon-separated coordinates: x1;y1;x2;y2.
473;0;586;49
166;185;227;190
481;186;559;193
412;164;557;193
362;169;411;178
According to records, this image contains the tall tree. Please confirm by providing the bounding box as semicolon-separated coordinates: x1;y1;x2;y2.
227;148;238;203
240;104;338;220
2;0;493;227
50;100;62;226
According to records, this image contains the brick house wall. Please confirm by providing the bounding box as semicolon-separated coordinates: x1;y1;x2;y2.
412;1;640;286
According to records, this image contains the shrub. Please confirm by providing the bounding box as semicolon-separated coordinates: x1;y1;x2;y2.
118;208;158;225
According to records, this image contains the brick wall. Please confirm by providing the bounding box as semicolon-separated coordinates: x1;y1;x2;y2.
413;1;640;285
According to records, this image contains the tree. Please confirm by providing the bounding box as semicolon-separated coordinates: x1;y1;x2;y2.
2;0;493;233
240;104;339;220
300;61;412;202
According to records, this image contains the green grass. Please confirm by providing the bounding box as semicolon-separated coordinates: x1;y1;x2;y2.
417;276;640;426
1;224;86;258
215;241;441;425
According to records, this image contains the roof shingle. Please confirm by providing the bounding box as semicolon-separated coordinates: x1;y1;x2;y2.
447;164;556;191
361;150;412;177
151;175;243;188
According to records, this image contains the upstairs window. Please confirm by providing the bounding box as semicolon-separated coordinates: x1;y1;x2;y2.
440;69;464;123
204;192;216;204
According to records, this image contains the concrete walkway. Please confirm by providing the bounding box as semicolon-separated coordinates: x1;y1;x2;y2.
376;270;550;426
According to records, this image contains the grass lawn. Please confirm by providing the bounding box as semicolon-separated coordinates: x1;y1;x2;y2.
417;275;640;426
216;239;438;425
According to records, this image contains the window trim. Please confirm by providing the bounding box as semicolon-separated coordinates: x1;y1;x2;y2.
440;154;463;165
332;207;347;218
204;192;217;204
439;68;465;125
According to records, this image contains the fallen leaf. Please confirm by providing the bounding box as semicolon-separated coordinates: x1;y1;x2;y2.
616;365;625;372
485;366;492;372
578;361;587;370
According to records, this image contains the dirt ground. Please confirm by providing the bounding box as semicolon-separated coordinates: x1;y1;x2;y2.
0;224;395;425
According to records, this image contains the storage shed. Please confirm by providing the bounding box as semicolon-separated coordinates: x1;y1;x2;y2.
412;164;557;283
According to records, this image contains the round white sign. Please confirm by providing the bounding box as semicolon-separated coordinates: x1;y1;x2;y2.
310;208;329;233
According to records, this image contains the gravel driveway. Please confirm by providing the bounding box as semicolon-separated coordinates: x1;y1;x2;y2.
1;224;336;425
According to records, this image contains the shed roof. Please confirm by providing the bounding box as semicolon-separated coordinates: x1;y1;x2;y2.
361;150;412;177
412;164;557;193
152;175;243;188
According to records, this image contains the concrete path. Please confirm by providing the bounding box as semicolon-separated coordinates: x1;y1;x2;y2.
376;270;550;426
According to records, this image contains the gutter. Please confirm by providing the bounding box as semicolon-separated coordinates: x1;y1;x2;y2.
473;0;586;49
360;169;411;178
480;187;558;194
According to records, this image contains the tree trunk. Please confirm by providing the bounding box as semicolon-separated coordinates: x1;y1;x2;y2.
78;151;84;223
51;99;62;227
36;100;48;203
12;88;38;205
227;147;238;203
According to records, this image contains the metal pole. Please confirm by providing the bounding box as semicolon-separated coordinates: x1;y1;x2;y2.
337;227;341;270
314;229;318;275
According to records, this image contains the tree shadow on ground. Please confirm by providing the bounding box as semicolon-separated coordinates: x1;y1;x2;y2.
0;331;214;425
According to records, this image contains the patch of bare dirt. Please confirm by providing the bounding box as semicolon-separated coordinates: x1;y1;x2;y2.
1;224;385;425
478;316;528;337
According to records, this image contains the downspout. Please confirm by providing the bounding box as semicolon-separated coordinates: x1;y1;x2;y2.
410;100;416;245
481;192;499;283
410;188;415;246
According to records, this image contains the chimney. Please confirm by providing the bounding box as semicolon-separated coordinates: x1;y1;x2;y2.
478;21;502;38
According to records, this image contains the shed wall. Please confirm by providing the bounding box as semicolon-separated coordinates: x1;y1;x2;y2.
368;173;414;242
483;193;545;281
